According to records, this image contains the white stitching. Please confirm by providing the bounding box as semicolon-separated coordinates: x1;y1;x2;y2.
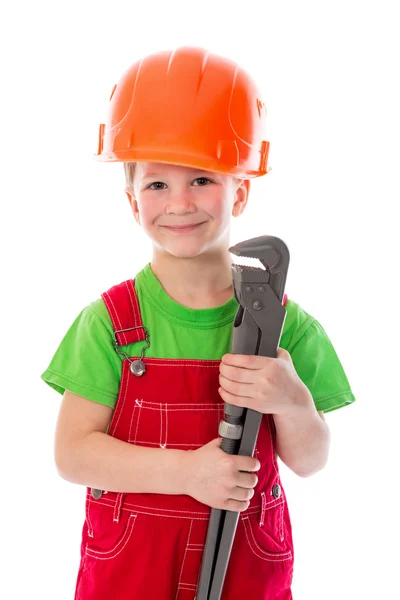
113;492;124;522
103;291;127;345
125;280;140;329
175;520;193;599
259;491;266;527
85;514;137;560
127;279;143;328
86;496;94;537
130;406;222;411
124;441;213;447
126;401;223;444
128;398;138;441
109;361;130;436
177;584;197;590
159;402;167;448
165;403;168;448
242;516;292;562
133;398;143;443
180;547;204;590
132;281;142;325
101;292;119;338
130;359;221;367
160;402;163;448
106;291;125;343
85;496;262;519
266;414;279;479
279;502;285;541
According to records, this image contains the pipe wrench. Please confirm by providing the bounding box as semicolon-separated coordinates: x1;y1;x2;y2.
195;234;290;600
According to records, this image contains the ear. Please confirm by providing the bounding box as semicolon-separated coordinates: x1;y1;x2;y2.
232;179;250;217
125;188;141;226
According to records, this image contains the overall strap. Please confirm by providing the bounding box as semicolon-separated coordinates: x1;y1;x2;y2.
101;279;146;346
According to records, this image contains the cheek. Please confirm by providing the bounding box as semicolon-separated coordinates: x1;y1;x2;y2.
203;194;231;220
136;201;158;226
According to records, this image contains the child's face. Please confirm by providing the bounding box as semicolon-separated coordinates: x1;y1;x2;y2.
126;162;249;259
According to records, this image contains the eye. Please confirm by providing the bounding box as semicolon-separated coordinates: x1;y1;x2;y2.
148;182;167;190
193;177;213;186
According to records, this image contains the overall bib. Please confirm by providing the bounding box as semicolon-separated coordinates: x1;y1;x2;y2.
74;279;294;600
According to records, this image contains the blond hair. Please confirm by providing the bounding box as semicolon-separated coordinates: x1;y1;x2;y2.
123;162;136;193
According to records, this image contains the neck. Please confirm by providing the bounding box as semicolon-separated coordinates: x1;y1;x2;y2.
150;249;235;309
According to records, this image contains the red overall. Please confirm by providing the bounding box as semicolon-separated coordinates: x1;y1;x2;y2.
74;279;294;600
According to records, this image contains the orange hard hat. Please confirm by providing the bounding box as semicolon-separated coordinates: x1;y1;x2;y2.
94;46;270;178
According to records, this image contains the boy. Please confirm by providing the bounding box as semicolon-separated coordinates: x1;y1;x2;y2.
41;47;356;600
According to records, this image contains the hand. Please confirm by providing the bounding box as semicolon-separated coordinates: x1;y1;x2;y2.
218;347;309;417
183;437;261;512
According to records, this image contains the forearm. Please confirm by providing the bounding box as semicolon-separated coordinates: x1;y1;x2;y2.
274;388;331;477
56;431;188;495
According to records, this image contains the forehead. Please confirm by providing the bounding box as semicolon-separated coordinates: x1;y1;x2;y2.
137;162;220;179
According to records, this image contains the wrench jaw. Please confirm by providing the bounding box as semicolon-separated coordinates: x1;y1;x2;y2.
229;235;289;272
230;263;269;307
229;235;290;304
229;238;271;307
229;260;270;359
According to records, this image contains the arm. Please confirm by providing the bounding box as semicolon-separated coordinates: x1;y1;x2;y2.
274;387;331;478
219;350;331;479
54;391;188;495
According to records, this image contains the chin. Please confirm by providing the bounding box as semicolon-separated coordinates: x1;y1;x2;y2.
159;240;210;259
167;248;205;259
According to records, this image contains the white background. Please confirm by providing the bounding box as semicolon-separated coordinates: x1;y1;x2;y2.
1;0;399;598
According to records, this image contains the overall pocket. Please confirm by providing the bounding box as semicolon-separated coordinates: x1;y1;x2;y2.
128;399;224;449
242;492;293;561
85;500;138;561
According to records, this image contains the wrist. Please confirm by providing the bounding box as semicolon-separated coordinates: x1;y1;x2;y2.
277;384;315;424
176;449;192;495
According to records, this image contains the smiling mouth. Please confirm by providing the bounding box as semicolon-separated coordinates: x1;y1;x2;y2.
161;222;206;230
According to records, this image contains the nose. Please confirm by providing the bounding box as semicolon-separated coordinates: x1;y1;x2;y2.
165;188;197;215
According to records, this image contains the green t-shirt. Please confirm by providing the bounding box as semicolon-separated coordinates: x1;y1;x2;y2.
41;263;356;414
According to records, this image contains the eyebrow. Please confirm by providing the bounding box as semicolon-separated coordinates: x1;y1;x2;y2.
141;170;214;180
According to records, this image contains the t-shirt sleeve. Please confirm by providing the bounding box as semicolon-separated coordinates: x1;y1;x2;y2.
40;303;121;408
288;318;356;413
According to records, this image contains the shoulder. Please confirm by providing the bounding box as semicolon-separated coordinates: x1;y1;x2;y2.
281;298;316;351
87;297;114;331
84;274;144;337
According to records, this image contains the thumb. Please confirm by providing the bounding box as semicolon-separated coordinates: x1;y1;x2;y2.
277;347;291;361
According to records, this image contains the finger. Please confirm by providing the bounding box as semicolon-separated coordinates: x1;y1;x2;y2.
230;487;254;502
219;362;257;383
218;387;243;406
277;347;291;361
219;374;255;398
237;472;259;488
218;387;255;408
221;353;275;369
225;499;250;513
